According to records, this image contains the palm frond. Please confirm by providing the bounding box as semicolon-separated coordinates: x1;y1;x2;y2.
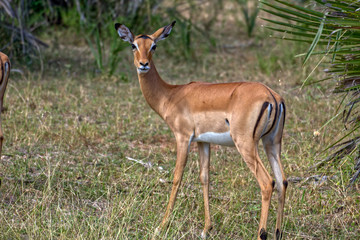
261;0;360;185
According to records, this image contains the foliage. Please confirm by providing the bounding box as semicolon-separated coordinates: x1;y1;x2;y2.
69;0;164;75
260;0;360;185
0;0;49;71
233;0;260;37
0;0;227;76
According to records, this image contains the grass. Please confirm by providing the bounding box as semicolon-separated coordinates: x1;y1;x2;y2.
0;19;359;240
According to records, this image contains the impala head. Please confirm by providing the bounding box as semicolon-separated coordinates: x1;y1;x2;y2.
115;21;176;74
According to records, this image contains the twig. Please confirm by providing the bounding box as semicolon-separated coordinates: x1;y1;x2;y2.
287;175;336;185
310;136;360;170
126;156;153;169
0;0;17;18
349;168;360;186
125;156;168;173
75;0;86;24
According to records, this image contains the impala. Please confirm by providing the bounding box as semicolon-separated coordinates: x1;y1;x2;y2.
115;21;287;240
0;52;10;157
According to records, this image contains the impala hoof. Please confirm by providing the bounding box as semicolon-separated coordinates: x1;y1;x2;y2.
276;229;283;240
201;230;207;239
201;224;213;239
151;227;161;240
259;228;267;240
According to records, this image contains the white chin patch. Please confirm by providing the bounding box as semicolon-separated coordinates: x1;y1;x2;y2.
137;68;150;73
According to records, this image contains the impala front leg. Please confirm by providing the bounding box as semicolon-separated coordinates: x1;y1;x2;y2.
153;137;190;239
197;142;212;239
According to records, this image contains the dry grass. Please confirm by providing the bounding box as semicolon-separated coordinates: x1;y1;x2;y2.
0;15;359;240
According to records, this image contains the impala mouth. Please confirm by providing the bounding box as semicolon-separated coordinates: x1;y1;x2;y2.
137;66;150;73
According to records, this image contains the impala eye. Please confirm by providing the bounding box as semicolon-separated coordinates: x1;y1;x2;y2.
131;44;136;50
151;45;157;51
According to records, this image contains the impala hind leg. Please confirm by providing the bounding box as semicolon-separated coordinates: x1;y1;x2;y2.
263;140;287;240
263;102;287;240
197;142;212;239
153;138;190;239
233;140;274;240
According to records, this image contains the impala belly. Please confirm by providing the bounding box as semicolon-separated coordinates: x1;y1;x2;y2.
193;131;235;146
192;111;235;146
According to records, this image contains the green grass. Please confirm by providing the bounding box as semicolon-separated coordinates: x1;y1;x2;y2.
0;24;359;240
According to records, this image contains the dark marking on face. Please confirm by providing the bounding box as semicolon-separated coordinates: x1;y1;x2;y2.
260;228;267;240
136;35;152;40
253;101;269;138
276;229;282;240
283;180;288;189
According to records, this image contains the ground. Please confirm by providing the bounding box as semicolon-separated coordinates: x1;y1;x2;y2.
0;16;359;239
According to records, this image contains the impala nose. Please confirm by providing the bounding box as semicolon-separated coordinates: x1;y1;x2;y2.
139;61;149;67
138;60;150;73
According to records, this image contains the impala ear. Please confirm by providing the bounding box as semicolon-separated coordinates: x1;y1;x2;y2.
151;21;176;43
115;23;134;43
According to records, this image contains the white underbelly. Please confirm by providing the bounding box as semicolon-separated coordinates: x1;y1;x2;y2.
193;131;235;146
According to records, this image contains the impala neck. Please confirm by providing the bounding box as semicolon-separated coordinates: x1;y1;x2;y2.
137;61;173;117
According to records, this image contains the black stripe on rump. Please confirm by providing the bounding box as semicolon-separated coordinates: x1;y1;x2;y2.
4;62;9;84
262;90;278;137
0;61;3;85
281;102;286;129
253;101;269;138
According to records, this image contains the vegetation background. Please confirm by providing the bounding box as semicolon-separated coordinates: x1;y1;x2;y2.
0;0;359;239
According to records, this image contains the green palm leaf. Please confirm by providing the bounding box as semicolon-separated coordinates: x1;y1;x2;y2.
261;0;360;185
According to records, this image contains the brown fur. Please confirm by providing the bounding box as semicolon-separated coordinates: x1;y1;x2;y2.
0;52;11;158
116;22;287;240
